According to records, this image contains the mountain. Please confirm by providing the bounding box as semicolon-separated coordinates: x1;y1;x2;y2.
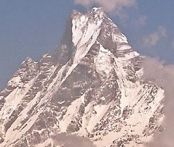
0;8;164;147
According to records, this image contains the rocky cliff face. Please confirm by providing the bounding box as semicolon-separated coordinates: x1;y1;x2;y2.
0;8;164;147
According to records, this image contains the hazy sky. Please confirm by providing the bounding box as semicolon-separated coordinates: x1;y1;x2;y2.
0;0;173;88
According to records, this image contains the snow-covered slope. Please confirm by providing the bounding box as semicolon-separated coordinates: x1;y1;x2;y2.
0;8;164;147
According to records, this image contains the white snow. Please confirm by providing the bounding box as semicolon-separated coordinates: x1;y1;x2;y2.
59;95;85;132
0;78;36;133
8;76;21;87
2;92;42;146
94;45;113;77
86;103;111;133
72;14;88;46
112;33;128;43
73;20;103;64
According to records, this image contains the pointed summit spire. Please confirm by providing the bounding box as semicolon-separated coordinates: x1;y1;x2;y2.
89;7;105;20
91;7;104;13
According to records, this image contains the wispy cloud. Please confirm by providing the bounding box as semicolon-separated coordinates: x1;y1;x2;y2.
35;133;96;147
143;57;174;147
133;15;147;27
74;0;136;13
142;26;167;47
51;133;96;147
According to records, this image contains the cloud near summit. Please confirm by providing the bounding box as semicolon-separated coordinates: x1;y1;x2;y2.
142;26;167;47
74;0;136;12
143;57;174;147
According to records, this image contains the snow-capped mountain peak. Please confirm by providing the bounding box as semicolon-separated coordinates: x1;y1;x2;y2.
0;8;164;147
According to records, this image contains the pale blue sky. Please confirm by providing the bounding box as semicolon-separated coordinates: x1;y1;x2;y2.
0;0;173;88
